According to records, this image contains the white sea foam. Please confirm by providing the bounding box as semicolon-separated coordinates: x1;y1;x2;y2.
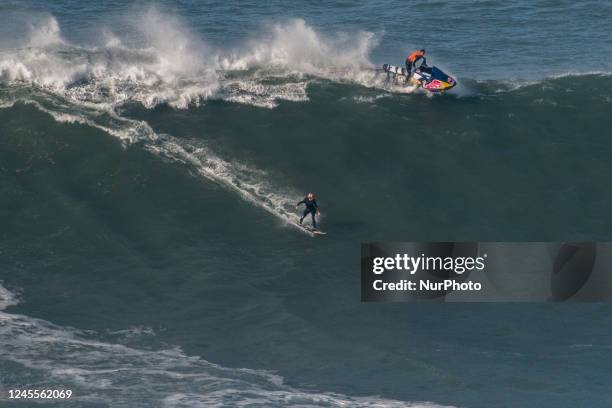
107;326;156;339
221;78;310;108
146;136;307;233
2;10;610;108
219;18;376;75
352;94;391;104
0;11;389;109
0;284;456;408
0;283;18;310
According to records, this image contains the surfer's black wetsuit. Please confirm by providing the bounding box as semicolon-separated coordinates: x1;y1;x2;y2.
297;197;319;228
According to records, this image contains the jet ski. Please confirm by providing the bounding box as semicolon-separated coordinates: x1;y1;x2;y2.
382;63;456;92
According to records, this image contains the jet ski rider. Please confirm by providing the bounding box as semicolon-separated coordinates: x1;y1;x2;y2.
296;192;320;229
406;49;426;79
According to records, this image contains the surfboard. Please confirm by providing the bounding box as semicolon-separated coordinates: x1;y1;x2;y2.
296;223;327;235
382;63;408;77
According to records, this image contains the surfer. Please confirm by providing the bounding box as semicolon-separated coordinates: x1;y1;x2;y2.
296;192;320;229
405;49;426;79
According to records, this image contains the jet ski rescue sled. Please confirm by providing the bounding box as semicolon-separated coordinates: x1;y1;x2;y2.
382;63;456;92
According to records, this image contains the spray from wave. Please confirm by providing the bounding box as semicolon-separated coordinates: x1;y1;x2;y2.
0;284;456;408
0;9;389;109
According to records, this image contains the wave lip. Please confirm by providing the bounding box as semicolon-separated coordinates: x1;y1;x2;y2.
0;12;385;109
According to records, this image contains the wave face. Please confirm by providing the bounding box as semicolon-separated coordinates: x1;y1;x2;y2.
2;3;612;408
0;12;396;236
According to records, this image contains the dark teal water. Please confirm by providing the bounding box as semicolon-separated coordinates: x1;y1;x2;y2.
1;2;612;407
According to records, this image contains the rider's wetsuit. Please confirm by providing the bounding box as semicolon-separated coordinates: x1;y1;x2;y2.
405;50;426;78
297;197;319;228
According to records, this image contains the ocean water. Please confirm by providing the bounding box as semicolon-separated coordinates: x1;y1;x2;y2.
1;1;612;407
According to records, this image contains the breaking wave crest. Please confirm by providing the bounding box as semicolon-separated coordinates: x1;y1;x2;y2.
0;11;387;109
1;9;609;110
0;284;455;408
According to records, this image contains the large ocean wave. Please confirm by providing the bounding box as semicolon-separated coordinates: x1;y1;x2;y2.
1;10;611;238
